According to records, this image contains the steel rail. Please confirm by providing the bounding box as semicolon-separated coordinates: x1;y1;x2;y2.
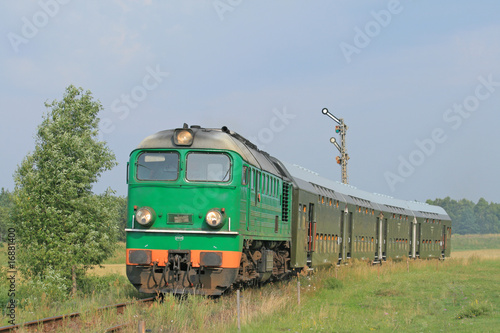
0;297;155;332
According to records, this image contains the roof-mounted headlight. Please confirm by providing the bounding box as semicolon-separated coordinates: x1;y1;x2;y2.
135;207;156;226
174;129;194;146
205;209;224;228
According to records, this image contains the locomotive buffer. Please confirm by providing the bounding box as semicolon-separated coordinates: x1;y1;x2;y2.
322;108;349;184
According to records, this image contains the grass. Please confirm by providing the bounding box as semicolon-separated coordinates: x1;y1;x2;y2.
2;235;500;331
2;257;499;332
0;272;143;327
242;258;500;332
452;234;500;251
451;249;500;260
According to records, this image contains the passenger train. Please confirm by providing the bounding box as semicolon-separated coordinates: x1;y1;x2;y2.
125;125;451;295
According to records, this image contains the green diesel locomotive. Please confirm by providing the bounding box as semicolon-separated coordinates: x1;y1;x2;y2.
126;125;451;295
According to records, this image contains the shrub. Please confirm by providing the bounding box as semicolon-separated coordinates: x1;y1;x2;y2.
16;269;71;309
456;300;490;319
323;277;343;290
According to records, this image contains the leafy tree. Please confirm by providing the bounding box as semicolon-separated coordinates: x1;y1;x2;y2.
12;85;118;294
110;195;127;242
0;188;13;243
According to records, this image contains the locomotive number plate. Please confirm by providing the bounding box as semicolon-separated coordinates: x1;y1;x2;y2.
168;214;193;224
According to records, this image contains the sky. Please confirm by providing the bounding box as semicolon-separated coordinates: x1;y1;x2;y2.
1;1;499;204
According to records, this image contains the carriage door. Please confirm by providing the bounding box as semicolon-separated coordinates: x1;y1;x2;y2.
411;217;417;259
340;207;350;261
441;225;447;257
416;222;421;258
306;203;316;267
347;212;353;258
382;218;388;260
339;211;345;261
376;216;383;261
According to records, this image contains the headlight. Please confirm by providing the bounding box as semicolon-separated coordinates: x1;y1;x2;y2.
174;129;194;146
135;207;156;226
205;209;224;228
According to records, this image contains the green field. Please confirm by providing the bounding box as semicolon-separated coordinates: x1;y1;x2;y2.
452;234;500;251
241;258;500;332
1;235;500;331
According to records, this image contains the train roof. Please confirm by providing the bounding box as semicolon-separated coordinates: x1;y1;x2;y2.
136;126;288;177
136;125;449;220
283;162;450;220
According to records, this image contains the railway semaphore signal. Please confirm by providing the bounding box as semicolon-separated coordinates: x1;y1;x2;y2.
322;108;349;184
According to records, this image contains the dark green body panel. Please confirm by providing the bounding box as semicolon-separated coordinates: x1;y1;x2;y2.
126;148;292;254
238;164;292;241
288;173;452;268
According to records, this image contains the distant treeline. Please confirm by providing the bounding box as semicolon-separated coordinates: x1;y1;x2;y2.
427;197;500;235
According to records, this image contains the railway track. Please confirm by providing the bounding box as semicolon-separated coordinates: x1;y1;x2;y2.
0;297;155;332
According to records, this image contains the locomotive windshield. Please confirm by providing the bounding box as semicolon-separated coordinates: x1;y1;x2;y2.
136;151;179;181
186;152;231;182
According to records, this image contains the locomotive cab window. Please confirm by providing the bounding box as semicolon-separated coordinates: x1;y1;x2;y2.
186;152;231;182
136;151;179;181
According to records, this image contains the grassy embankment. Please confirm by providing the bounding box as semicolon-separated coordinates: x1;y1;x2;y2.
451;234;500;260
1;235;499;331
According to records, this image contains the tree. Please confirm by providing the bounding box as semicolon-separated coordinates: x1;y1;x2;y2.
12;85;118;294
117;196;128;242
0;188;13;243
109;195;127;242
427;197;500;235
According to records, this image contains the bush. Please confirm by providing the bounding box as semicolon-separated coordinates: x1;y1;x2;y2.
323;277;343;290
15;269;71;310
77;274;129;295
456;300;490;319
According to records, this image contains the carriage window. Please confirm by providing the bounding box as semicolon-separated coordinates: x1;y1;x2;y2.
186;153;231;182
136;152;179;181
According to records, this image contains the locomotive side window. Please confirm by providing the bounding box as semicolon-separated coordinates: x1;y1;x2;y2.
186;152;231;182
242;166;248;185
136;151;179;181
